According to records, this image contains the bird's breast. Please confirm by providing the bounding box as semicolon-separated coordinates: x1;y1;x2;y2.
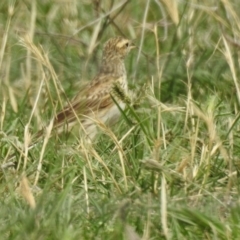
100;101;125;126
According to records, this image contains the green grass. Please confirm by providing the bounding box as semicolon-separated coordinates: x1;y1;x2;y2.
1;0;240;239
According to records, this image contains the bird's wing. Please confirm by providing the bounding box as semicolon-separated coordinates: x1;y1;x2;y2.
52;74;121;130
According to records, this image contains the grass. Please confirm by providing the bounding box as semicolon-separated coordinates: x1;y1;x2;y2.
1;0;240;239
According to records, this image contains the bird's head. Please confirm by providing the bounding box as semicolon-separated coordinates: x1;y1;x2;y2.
103;36;135;60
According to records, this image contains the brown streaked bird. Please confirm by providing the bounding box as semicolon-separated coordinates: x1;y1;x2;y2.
37;36;134;141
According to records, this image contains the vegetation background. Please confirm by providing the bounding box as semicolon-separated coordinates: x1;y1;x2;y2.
0;0;240;239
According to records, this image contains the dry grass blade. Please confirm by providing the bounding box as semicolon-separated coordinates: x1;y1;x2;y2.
19;175;36;209
133;0;150;80
222;36;240;104
161;174;168;238
147;94;185;113
97;121;128;190
0;3;14;74
25;0;36;89
19;35;65;111
87;19;101;55
124;224;141;240
34;119;54;186
0;97;6;131
83;166;90;216
221;0;240;31
191;102;229;164
159;0;179;25
88;146;122;193
23;124;32;170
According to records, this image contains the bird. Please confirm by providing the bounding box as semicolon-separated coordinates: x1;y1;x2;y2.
35;36;135;141
2;36;134;166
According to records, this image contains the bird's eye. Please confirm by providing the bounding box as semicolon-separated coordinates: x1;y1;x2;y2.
125;42;129;47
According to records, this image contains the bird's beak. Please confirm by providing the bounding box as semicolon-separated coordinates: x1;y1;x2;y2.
129;42;136;50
